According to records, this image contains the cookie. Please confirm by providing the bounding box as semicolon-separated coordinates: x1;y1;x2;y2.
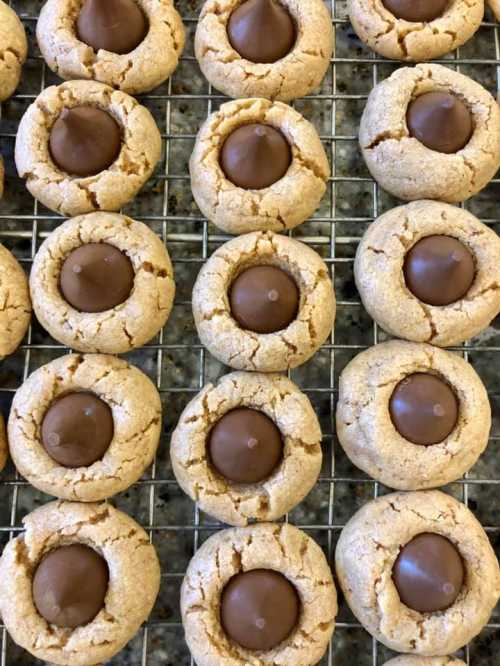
15;80;161;217
195;0;333;102
0;242;31;359
384;658;466;666
37;0;185;95
30;212;175;354
488;0;500;20
360;64;500;203
192;231;335;372
0;413;7;473
0;500;160;665
190;98;329;234
355;201;500;347
8;353;162;501
171;371;322;526
335;490;500;656
181;522;337;665
0;0;28;101
336;340;491;490
348;0;483;61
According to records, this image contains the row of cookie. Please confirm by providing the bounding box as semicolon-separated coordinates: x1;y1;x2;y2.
0;493;497;664
7;0;499;105
3;200;499;365
7;63;500;229
0;219;336;368
0;337;493;520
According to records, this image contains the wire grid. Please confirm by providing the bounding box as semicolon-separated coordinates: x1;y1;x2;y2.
0;0;499;664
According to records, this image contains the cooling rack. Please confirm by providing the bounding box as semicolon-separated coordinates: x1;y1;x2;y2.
0;1;498;664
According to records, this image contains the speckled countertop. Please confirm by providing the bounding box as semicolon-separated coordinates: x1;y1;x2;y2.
0;1;498;664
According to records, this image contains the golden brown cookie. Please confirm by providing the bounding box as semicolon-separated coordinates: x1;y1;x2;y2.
336;340;491;490
171;371;322;525
0;500;160;665
335;490;500;655
0;242;31;359
348;0;483;61
8;353;162;501
30;213;175;354
190;98;329;234
360;64;500;203
182;522;337;665
355;201;500;347
15;80;161;216
195;0;333;102
0;0;28;101
192;231;335;372
37;0;185;94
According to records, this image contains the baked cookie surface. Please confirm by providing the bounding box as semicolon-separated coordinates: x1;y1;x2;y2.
336;340;491;490
488;0;500;20
360;64;500;203
8;353;162;501
171;371;322;525
0;500;160;666
30;212;174;353
0;242;31;359
348;0;483;61
195;0;333;101
192;231;335;372
190;98;329;234
355;201;500;347
37;0;185;94
0;413;7;473
0;0;28;101
181;522;337;666
335;490;500;655
15;80;161;216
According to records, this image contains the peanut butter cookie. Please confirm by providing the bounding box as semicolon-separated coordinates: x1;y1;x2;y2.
37;0;185;94
0;500;160;665
190;98;329;234
195;0;333;102
192;231;335;372
360;64;500;203
336;490;499;655
171;371;322;526
15;80;161;216
182;522;337;665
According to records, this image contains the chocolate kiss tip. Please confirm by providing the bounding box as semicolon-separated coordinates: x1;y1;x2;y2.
451;250;462;262
255;125;267;137
255;617;266;629
247;437;259;449
84;407;93;417
268;288;279;302
72;264;82;274
48;432;61;447
433;403;446;417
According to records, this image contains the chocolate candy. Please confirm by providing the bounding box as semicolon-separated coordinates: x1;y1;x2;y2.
220;123;292;190
227;0;296;64
404;235;475;306
221;569;300;650
407;92;473;154
77;0;148;55
49;106;122;176
60;242;134;313
382;0;449;22
208;407;283;483
32;544;109;628
393;532;464;613
390;373;458;445
230;265;299;334
41;392;114;468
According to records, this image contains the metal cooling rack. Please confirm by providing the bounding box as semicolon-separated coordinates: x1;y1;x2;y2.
0;1;499;664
